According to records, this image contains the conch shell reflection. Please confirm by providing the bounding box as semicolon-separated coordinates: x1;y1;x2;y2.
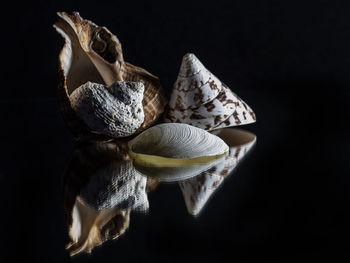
63;141;158;255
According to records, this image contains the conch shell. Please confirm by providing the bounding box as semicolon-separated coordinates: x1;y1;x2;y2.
179;128;256;215
63;141;157;255
164;53;256;130
54;12;167;139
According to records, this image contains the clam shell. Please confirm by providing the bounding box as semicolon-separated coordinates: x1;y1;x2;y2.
128;123;229;164
54;12;167;138
128;123;229;181
165;53;256;130
70;81;145;138
179;128;256;215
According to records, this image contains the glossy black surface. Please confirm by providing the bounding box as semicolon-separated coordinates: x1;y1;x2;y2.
2;1;350;262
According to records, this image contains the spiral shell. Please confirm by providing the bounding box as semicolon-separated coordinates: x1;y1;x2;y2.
164;53;256;130
54;12;167;139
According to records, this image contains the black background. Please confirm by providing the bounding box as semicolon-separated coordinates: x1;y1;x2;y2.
2;0;350;262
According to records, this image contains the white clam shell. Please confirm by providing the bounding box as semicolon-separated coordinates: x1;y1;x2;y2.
70;81;145;138
165;53;256;130
128;123;229;160
179;128;256;215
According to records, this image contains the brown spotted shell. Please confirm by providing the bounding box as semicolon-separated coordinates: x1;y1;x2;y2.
54;12;167;139
164;53;256;131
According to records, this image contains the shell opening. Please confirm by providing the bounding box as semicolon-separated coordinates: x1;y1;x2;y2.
90;28;120;64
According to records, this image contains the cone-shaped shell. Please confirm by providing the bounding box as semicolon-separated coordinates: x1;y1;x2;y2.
179;128;256;215
54;12;167;139
165;53;256;130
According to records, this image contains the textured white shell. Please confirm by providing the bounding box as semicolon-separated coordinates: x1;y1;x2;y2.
70;81;144;138
179;128;256;215
80;160;148;211
165;53;256;130
128;123;229;159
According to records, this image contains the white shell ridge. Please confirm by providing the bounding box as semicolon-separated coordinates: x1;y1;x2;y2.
70;81;145;138
165;53;256;130
128;123;229;160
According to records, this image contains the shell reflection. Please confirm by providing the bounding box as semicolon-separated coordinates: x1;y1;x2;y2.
179;128;256;216
62;129;256;255
63;141;158;256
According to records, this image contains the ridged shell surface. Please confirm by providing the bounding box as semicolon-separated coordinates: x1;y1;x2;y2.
128;123;229;159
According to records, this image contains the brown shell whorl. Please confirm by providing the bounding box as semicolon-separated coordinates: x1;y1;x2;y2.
55;12;167;139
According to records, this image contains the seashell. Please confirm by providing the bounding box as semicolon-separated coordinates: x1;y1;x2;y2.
164;53;256;130
70;81;145;138
179;128;256;215
63;141;157;255
128;123;229;181
128;123;229;168
66;198;130;256
54;12;167;138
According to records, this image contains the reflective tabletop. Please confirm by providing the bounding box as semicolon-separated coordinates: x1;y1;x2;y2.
2;91;349;262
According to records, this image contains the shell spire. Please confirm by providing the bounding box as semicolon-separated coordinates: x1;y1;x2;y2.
165;53;256;130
